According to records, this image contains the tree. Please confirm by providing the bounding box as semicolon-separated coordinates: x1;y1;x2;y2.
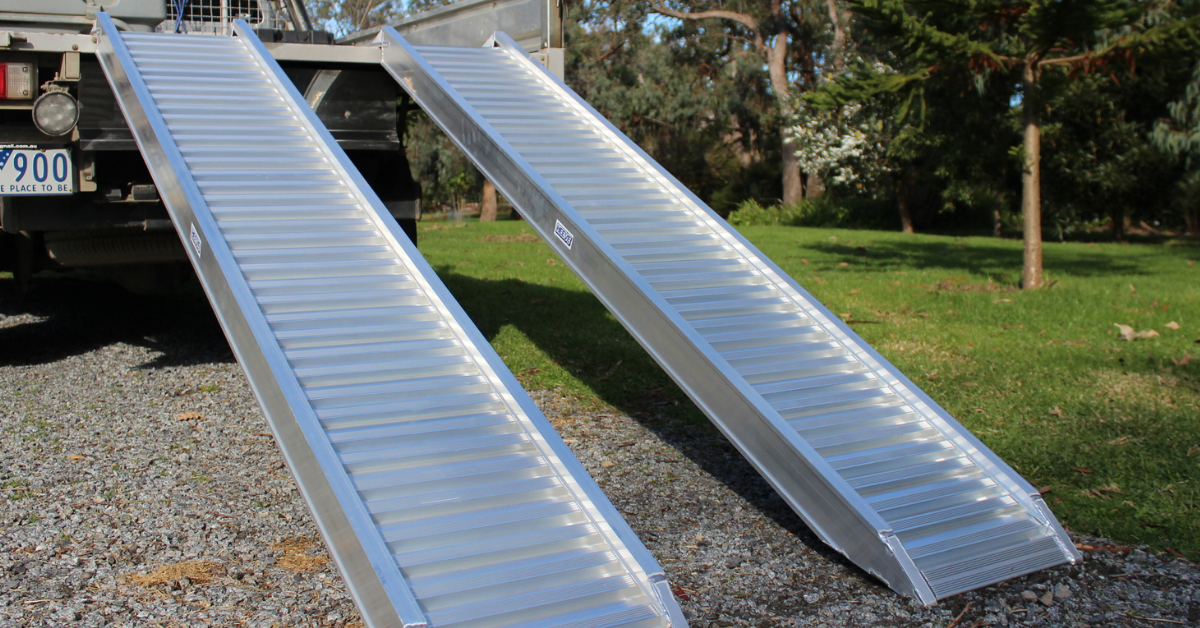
1040;67;1190;241
307;0;402;36
652;0;843;204
480;179;498;221
850;1;1200;287
406;107;484;213
1152;59;1200;234
802;36;1019;234
789;101;889;192
567;0;781;211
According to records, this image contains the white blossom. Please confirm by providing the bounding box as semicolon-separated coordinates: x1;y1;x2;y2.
788;100;891;191
787;56;896;194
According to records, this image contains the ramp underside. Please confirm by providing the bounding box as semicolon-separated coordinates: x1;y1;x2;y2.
380;31;1079;602
95;16;683;628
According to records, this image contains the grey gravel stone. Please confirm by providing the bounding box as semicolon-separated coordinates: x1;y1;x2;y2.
1055;584;1072;600
3;276;1199;628
1020;590;1038;602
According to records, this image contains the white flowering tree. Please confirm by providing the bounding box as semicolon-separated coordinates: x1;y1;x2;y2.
787;51;897;208
788;98;891;192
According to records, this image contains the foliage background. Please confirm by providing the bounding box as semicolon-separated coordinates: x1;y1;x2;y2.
309;0;1198;236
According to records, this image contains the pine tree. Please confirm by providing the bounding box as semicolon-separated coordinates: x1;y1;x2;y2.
847;0;1199;287
1152;60;1200;234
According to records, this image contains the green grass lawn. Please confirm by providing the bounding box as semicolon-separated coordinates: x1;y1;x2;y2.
418;219;1200;560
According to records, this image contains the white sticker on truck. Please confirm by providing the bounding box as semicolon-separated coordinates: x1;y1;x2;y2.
553;219;574;250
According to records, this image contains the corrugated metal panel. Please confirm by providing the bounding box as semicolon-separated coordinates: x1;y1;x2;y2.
379;31;1080;603
94;16;685;628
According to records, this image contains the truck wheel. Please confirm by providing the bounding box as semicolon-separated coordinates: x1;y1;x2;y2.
43;229;187;267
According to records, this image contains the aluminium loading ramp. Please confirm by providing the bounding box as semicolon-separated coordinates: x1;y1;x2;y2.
379;29;1081;604
93;14;686;628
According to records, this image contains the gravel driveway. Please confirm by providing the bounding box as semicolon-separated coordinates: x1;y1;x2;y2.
2;274;1197;627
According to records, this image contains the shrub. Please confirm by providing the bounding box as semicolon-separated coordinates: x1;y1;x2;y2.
727;197;851;228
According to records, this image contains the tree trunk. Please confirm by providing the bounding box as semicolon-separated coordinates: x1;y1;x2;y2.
992;172;1006;237
769;0;802;205
894;168;914;234
1187;206;1199;235
480;179;497;221
805;172;824;200
824;0;847;72
1111;205;1125;241
1020;61;1044;289
724;113;756;168
782;137;803;204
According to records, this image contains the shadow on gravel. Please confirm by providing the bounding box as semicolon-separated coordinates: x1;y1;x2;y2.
0;272;232;368
438;269;871;577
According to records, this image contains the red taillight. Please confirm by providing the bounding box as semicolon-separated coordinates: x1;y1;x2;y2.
0;62;32;100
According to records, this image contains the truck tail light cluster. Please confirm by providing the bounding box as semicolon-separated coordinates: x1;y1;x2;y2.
0;62;34;100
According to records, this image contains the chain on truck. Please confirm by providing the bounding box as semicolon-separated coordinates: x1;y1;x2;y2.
0;0;424;293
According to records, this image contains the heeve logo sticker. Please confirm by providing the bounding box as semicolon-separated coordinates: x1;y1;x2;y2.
553;220;574;250
190;223;202;257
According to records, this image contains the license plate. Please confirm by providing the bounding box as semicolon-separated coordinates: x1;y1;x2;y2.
0;147;74;195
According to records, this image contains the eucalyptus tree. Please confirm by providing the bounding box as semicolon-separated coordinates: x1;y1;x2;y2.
565;0;781;209
651;0;847;204
306;0;402;36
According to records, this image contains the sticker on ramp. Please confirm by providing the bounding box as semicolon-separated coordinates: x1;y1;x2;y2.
554;220;574;250
190;223;202;257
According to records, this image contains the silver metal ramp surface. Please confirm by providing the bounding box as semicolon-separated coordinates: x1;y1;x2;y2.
379;30;1081;604
93;15;685;628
